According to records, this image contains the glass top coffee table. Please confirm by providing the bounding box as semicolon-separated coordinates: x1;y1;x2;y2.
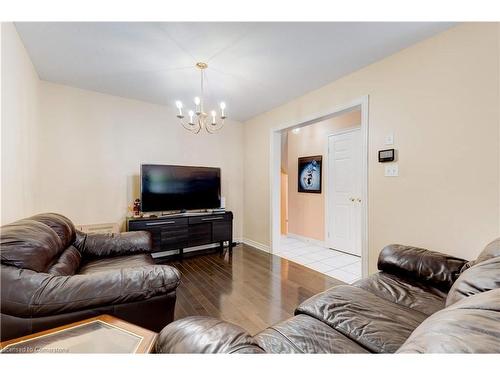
0;315;157;354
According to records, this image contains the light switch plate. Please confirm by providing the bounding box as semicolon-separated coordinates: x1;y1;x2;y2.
385;133;394;145
385;164;399;177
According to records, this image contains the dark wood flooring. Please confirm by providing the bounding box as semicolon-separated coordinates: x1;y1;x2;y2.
161;244;343;335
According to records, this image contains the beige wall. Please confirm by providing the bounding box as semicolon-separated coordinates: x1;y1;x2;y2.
1;23;40;224
244;23;500;272
286;110;361;241
36;81;245;239
1;23;245;239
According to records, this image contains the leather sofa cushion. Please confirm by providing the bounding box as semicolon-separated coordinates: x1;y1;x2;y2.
397;289;500;353
1;263;180;317
48;246;82;276
353;272;446;316
78;253;155;274
78;231;152;259
255;314;369;353
156;316;265;353
28;213;76;249
295;285;428;353
446;257;500;306
378;244;466;291
1;219;63;272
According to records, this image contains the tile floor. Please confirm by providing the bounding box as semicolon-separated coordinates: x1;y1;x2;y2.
275;236;362;283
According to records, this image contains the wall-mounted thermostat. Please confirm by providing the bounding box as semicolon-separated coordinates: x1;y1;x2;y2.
378;149;395;163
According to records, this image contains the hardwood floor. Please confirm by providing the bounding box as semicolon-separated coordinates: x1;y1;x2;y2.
161;244;343;335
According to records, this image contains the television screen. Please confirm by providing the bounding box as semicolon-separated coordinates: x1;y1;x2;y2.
141;164;221;212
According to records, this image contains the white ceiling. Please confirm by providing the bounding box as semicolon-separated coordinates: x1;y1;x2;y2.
15;22;455;121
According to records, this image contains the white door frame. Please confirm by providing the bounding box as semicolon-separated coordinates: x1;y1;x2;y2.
325;127;362;255
269;95;369;277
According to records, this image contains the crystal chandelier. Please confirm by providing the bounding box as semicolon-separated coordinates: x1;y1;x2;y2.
175;62;226;134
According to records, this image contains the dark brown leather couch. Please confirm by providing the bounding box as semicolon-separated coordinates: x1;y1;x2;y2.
156;239;500;353
1;213;181;341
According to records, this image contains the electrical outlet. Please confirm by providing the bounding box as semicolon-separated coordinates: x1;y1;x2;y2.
385;164;399;177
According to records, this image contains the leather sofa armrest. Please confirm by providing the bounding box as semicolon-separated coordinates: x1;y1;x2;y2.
397;289;500;353
1;264;180;318
378;244;467;290
76;230;152;258
155;316;265;353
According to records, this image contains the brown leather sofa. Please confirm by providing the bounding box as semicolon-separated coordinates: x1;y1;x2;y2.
1;213;181;341
155;239;500;353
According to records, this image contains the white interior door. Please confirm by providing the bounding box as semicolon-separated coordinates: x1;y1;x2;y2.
327;129;362;256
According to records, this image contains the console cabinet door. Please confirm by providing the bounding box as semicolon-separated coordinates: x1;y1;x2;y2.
188;223;212;247
161;226;188;250
212;221;232;242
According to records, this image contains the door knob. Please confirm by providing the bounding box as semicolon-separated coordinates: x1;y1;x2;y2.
349;197;355;202
356;198;362;203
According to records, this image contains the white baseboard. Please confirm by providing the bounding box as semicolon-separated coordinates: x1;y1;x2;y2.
242;237;270;253
286;232;326;247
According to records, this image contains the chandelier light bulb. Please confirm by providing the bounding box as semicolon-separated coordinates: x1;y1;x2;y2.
188;110;194;124
194;97;201;114
211;110;216;124
220;102;226;118
175;100;183;117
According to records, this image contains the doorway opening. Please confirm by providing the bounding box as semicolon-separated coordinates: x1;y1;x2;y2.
270;96;369;281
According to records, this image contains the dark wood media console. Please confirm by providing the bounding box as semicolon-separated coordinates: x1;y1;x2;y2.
127;211;233;258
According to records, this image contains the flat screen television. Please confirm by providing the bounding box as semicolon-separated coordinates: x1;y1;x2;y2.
140;164;221;212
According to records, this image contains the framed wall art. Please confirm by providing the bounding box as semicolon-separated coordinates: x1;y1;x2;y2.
297;155;322;193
